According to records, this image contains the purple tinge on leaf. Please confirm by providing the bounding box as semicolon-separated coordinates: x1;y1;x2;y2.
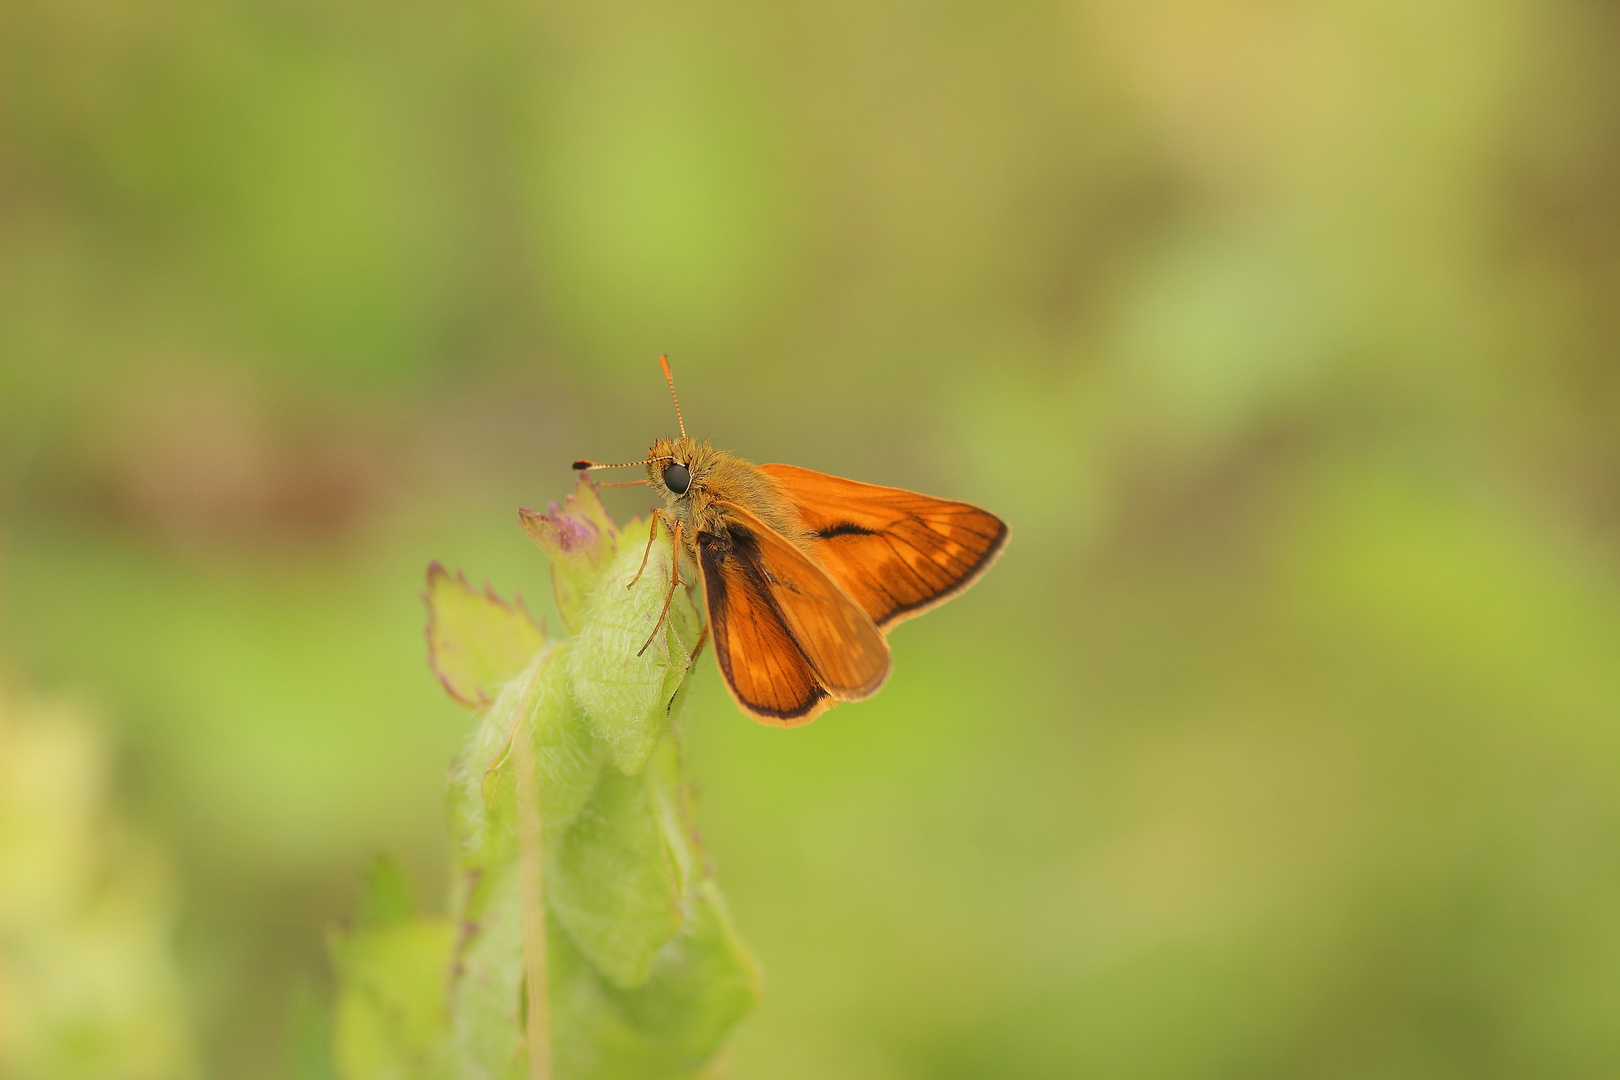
529;501;599;553
518;505;602;578
520;472;623;634
518;473;619;573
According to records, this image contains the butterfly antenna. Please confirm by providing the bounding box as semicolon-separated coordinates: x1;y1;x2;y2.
659;354;688;439
571;456;672;471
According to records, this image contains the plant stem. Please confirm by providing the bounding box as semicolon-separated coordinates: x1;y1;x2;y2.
514;681;552;1080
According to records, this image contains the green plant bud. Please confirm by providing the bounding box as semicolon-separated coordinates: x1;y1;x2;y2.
518;475;622;635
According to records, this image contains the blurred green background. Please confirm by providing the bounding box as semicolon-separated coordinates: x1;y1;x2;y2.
5;0;1620;1076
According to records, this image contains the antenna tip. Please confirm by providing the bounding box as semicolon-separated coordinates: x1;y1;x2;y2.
570;460;591;471
659;353;672;379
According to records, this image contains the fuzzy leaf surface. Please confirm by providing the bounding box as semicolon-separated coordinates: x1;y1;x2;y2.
424;564;545;707
565;515;702;775
547;755;684;989
549;882;762;1080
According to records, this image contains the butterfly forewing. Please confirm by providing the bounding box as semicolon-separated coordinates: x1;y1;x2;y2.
759;463;1009;631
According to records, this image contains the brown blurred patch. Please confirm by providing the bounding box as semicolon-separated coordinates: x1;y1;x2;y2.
97;372;395;550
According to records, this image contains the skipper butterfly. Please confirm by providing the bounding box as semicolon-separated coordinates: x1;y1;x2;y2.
574;356;1008;725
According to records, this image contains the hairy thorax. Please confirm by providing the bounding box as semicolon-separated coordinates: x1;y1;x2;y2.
644;436;805;552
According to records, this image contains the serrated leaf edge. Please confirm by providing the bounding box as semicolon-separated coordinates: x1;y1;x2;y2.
424;561;547;708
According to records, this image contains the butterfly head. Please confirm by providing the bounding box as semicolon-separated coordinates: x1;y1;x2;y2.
645;434;712;500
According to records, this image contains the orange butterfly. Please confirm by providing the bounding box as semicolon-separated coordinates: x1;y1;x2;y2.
574;356;1008;726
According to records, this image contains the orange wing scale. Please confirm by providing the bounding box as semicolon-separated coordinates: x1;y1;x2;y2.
759;464;1009;631
698;502;890;726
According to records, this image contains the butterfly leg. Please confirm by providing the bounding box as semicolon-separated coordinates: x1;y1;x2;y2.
627;509;665;589
636;517;685;657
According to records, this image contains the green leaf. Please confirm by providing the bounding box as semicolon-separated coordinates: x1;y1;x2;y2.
440;658;542;1080
438;660;537;1080
549;881;762;1080
646;739;696;900
424;563;546;708
608;882;762;1067
444;866;525;1080
448;654;543;874
531;648;605;833
548;756;684;989
449;649;604;873
565;515;702;775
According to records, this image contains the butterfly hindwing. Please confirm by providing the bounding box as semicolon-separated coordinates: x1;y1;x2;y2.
699;529;830;725
759;463;1009;631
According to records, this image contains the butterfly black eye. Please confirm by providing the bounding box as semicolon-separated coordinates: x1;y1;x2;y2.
662;462;691;495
